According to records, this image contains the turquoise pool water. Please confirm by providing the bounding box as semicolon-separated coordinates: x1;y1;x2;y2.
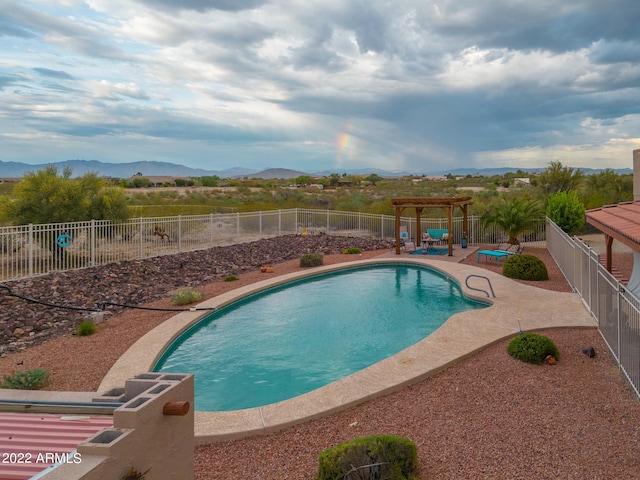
153;264;487;411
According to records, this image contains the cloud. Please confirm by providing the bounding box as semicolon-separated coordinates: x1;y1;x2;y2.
33;68;75;80
2;0;640;173
133;0;268;13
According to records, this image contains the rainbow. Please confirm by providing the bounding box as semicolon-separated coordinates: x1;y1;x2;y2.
337;132;351;153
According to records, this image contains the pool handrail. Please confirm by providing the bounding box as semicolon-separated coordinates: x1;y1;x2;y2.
465;274;496;298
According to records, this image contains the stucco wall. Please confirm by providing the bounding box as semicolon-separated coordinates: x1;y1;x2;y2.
40;373;194;480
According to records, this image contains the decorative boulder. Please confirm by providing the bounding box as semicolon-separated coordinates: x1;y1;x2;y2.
581;346;596;358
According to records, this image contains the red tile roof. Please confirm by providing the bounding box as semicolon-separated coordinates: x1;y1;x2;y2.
0;413;112;480
585;201;640;253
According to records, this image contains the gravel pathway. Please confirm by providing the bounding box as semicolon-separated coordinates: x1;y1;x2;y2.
1;239;638;479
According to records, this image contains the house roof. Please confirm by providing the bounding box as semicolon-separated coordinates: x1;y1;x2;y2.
585;201;640;253
0;412;112;479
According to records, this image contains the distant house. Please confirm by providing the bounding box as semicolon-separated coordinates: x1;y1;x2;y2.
513;177;531;187
130;175;191;187
423;176;448;182
0;177;21;183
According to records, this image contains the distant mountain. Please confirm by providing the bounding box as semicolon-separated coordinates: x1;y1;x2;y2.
441;167;633;176
239;168;308;179
311;168;412;177
0;160;256;179
0;159;632;180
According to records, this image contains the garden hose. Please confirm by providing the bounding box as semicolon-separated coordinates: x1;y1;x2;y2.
0;285;216;313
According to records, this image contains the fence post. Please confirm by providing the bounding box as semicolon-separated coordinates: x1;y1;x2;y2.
278;210;282;236
28;223;34;278
259;211;263;236
178;215;182;252
210;213;214;246
91;219;96;267
139;217;144;258
617;283;621;363
326;210;330;232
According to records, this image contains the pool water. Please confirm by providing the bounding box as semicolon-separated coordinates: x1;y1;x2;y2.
153;264;487;411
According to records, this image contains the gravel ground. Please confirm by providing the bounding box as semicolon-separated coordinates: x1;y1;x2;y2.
1;240;639;479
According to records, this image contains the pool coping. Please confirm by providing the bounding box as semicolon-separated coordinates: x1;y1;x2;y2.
99;256;597;443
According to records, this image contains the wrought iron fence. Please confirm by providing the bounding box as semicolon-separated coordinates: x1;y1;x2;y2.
547;218;640;399
0;209;546;282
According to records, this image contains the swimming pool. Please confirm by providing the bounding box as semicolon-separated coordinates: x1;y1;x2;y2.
153;264;488;411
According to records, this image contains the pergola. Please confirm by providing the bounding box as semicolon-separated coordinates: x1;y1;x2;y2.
391;196;472;256
585;200;640;297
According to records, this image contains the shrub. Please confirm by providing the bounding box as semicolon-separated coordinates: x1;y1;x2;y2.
300;253;324;267
343;247;362;254
121;467;149;480
77;320;97;336
316;435;418;480
546;190;585;234
502;254;549;281
223;275;238;282
171;287;204;305
507;333;559;365
1;368;50;390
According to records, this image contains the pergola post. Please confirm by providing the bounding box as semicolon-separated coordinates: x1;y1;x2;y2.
415;207;423;246
462;204;468;239
394;207;402;255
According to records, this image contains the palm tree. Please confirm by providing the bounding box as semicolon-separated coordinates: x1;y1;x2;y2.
482;197;544;245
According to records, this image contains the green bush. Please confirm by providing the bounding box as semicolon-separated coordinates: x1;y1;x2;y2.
343;247;362;254
300;253;324;267
1;368;50;390
77;320;97;336
502;254;549;281
223;275;238;282
507;333;559;365
316;435;418;480
546;190;585;234
171;287;204;305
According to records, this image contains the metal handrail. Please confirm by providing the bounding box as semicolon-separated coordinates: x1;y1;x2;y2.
465;274;496;298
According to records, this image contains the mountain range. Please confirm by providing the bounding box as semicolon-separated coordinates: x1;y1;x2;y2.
0;159;632;179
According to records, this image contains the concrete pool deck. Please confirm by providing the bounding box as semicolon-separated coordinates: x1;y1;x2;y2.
99;251;596;443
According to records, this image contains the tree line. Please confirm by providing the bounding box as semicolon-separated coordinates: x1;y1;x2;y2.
0;161;633;242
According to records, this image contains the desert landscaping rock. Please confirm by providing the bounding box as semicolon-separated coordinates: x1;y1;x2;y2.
0;235;391;352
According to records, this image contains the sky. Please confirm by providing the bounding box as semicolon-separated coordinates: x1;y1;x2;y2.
1;0;640;174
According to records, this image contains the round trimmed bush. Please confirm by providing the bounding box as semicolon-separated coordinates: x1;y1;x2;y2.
507;333;559;365
316;434;418;480
502;254;549;281
300;253;324;267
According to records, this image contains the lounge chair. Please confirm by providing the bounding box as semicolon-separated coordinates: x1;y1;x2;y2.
477;243;523;265
495;243;524;255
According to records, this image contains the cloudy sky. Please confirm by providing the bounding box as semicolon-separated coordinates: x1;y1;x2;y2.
1;0;639;174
